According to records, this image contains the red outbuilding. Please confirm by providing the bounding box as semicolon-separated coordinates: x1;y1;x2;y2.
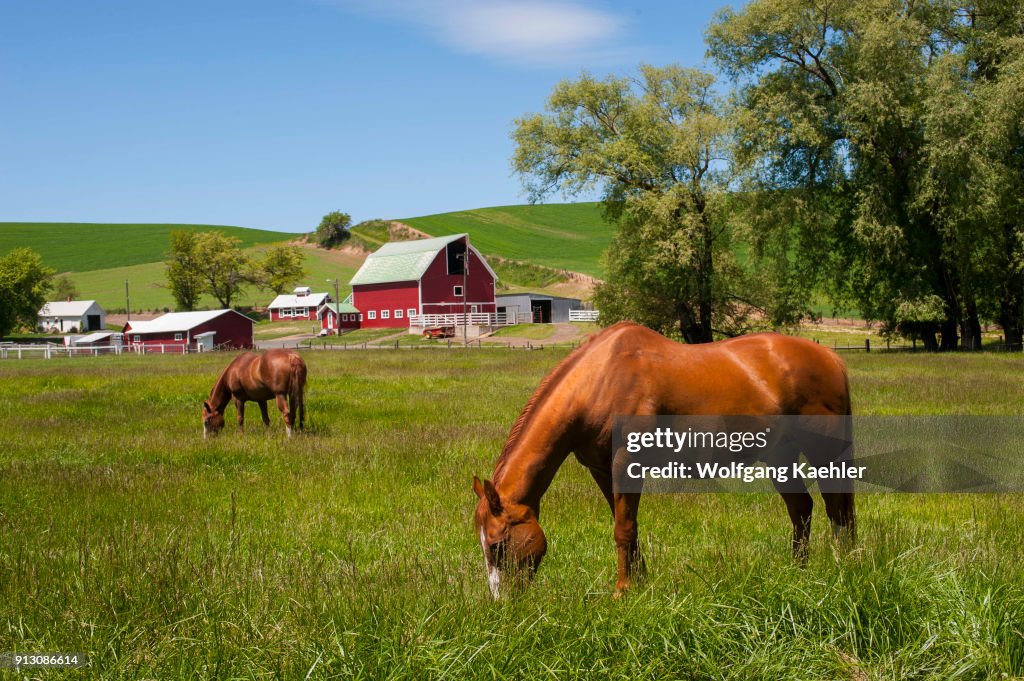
318;301;362;334
348;233;496;328
123;309;254;351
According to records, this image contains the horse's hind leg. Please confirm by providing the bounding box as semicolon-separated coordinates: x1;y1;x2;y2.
822;492;856;548
275;394;293;437
258;401;270;426
779;492;813;564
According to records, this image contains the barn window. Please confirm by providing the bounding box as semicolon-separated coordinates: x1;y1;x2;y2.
134;335;141;342
447;240;466;275
395;309;403;318
174;333;183;341
368;310;377;320
453;285;464;297
382;309;390;319
341;314;347;322
407;308;416;318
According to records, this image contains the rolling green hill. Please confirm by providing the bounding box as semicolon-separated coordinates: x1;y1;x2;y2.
1;203;611;313
64;247;359;312
0;222;293;273
400;203;613;277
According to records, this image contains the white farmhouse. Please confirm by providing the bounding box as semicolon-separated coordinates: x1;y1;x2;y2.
266;286;331;321
37;300;106;333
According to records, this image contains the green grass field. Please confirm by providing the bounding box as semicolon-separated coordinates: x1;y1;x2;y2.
0;222;293;273
1;348;1023;678
402;203;613;277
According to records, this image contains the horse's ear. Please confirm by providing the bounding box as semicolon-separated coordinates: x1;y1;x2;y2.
472;476;502;514
483;479;503;516
202;401;212;414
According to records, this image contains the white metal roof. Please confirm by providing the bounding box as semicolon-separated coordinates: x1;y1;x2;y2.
125;309;252;334
267;292;330;309
38;300;102;317
72;331;117;345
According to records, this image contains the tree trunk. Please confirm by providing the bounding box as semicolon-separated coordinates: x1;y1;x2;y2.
998;280;1023;348
677;302;703;344
693;199;715;344
960;297;982;351
938;317;958;351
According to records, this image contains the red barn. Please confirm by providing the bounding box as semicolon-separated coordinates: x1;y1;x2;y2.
123;309;254;351
319;301;362;334
349;234;496;328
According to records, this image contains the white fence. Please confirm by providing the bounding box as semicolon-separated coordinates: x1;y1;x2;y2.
409;312;522;327
569;310;600;321
0;342;212;359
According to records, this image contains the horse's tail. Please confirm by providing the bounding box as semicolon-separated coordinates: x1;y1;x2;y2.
289;354;307;430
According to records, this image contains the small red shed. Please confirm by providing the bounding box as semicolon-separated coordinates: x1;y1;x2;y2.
348;234;496;328
319;301;362;334
123;309;254;350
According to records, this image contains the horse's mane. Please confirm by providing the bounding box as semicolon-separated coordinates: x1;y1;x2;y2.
208;352;247;406
208;362;233;400
493;323;630;478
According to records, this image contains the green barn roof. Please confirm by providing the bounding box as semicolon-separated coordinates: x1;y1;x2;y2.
349;233;496;286
322;302;360;314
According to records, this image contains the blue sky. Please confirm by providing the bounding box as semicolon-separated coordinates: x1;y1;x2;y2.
1;1;729;232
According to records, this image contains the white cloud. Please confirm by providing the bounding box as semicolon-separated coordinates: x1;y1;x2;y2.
329;0;634;67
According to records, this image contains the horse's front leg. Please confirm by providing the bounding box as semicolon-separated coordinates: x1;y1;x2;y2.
234;397;245;431
258;400;271;426
612;491;645;597
275;394;293;437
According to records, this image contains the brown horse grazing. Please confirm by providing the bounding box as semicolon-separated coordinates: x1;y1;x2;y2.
473;321;854;598
202;349;307;438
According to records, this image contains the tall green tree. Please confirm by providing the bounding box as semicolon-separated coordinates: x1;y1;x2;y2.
0;248;54;337
257;245;307;295
513;65;772;342
707;0;1024;349
314;211;352;249
193;232;253;309
51;273;79;301
165;230;204;311
966;7;1024;347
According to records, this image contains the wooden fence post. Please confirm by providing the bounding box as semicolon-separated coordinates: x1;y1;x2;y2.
865;339;870;353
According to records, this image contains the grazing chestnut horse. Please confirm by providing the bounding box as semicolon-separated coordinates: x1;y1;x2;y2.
202;349;307;437
473;322;853;598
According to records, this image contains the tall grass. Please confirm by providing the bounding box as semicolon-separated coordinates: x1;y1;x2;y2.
0;350;1022;678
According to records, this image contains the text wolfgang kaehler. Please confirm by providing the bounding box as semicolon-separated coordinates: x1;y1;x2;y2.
623;427;865;483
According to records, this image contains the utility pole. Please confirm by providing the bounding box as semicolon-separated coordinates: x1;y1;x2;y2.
328;278;340;335
125;280;131;321
460;239;470;346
